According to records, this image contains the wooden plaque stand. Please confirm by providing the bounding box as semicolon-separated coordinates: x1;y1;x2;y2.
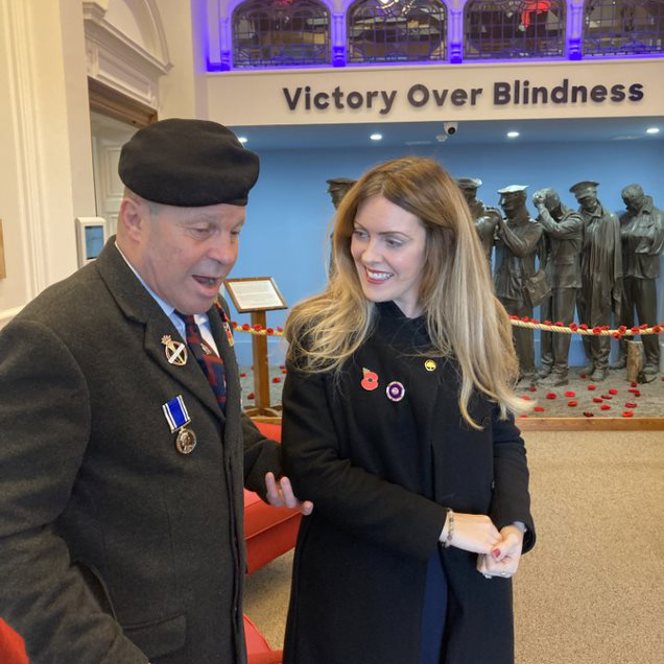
223;277;287;418
244;310;282;418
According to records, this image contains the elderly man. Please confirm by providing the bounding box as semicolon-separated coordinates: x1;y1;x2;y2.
533;188;583;386
494;184;543;385
0;119;311;664
570;180;622;382
456;177;501;264
615;184;664;375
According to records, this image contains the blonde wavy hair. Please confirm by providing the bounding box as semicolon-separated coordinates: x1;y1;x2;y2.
285;156;525;427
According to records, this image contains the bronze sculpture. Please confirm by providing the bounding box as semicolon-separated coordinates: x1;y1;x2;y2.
456;177;500;263
615;184;664;375
533;188;584;386
570;180;622;382
494;185;543;385
326;177;356;209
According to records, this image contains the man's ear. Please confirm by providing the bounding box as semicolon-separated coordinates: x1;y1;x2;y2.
118;196;145;241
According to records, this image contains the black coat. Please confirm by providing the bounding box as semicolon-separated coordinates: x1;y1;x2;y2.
0;241;280;663
282;302;535;664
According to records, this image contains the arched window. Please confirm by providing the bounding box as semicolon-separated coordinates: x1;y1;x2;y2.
583;0;664;56
464;0;565;59
347;0;447;64
232;0;330;68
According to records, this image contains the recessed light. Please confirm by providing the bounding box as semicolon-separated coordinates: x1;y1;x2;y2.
646;127;660;134
370;133;383;141
238;136;248;144
506;131;520;139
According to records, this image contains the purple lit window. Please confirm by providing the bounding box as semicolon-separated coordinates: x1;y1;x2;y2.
347;0;447;64
464;0;565;59
232;0;330;68
583;0;664;56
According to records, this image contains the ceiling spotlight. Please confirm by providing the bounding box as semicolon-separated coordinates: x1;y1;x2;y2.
646;127;660;134
370;133;383;141
238;136;248;144
506;131;520;139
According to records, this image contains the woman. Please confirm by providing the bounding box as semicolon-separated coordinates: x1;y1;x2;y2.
281;157;535;664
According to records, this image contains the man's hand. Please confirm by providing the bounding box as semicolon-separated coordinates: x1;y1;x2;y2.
264;472;314;515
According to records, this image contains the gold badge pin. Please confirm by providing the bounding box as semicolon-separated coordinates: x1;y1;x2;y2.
162;335;188;366
424;359;437;372
175;427;197;454
223;321;234;347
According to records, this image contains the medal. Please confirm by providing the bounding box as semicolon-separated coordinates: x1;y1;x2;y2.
424;359;437;372
360;367;379;391
162;395;191;433
175;427;197;454
386;381;405;402
161;335;187;366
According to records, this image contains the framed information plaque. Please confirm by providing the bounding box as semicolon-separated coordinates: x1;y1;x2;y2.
224;277;288;313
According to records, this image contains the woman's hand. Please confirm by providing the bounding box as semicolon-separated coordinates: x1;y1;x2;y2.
445;512;501;555
476;524;525;579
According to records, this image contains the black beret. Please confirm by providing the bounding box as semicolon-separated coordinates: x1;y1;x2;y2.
118;119;259;207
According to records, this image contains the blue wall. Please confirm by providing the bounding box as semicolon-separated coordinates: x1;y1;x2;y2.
228;138;664;366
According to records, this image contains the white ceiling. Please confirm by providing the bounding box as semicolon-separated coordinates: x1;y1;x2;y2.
229;116;664;151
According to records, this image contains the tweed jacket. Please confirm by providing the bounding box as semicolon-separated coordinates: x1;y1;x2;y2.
0;241;280;664
282;302;535;664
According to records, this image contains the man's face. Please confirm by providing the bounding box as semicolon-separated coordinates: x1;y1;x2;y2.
460;187;477;204
576;192;598;213
132;201;246;314
622;191;644;214
500;192;524;218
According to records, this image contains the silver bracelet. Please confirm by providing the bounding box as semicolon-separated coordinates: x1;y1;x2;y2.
444;509;455;548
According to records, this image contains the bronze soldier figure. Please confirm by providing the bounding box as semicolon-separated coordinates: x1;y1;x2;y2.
615;184;664;375
456;177;501;264
570;180;622;382
494;185;543;385
533;188;583;386
326;177;356;209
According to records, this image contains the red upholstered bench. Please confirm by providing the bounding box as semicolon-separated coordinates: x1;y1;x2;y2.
0;616;282;664
0;620;27;664
245;420;301;574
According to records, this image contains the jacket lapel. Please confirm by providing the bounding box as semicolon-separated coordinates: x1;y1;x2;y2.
94;239;224;421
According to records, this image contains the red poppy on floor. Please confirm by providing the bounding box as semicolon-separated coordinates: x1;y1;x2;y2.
567;400;578;407
622;411;634;417
600;404;611;411
609;388;618;395
583;411;594;417
625;402;637;408
545;392;557;400
587;384;596;391
592;397;603;403
564;391;576;398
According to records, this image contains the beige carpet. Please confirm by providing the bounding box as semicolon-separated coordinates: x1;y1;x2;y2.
244;431;664;663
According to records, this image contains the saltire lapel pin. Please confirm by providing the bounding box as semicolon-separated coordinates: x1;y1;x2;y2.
161;335;188;366
386;381;405;402
424;359;437;372
162;395;197;455
360;367;379;391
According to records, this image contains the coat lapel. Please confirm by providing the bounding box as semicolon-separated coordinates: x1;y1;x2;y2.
94;239;224;421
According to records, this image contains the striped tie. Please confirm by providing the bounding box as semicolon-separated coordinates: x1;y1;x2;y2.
176;312;227;411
